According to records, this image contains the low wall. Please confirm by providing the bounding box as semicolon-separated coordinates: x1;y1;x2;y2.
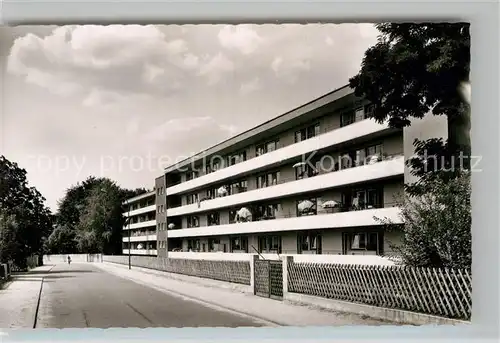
103;255;251;285
43;254;103;264
166;251;396;265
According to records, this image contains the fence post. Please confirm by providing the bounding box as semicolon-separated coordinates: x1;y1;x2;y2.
250;254;258;294
282;256;293;298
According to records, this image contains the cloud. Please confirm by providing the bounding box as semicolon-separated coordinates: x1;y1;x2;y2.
218;24;262;54
7;25;196;107
198;52;235;85
145;116;237;148
240;77;261;95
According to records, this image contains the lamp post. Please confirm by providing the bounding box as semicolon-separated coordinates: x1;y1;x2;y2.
127;203;131;270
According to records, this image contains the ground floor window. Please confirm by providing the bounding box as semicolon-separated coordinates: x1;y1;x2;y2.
208;238;225;252
230;236;248;253
187;239;201;252
342;231;383;255
297;232;322;254
258;235;282;254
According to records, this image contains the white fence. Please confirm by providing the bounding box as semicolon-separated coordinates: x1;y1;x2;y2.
102;252;469;322
43;254;103;264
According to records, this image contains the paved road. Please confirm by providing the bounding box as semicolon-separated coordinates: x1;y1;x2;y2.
35;263;264;328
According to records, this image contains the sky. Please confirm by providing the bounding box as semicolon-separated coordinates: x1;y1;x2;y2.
0;24;379;212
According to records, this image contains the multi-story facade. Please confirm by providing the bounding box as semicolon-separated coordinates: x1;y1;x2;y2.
124;84;447;258
122;191;157;256
153;85;416;257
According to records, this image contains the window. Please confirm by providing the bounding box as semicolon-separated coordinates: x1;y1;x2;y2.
343;187;383;210
365;103;375;116
258;235;282;253
187;216;200;228
355;107;365;122
229;180;248;195
230;236;248;252
295;161;319;179
208;238;222;252
295;124;320;143
227;151;247;166
342;232;381;254
366;144;384;160
256;203;281;220
186;193;199;205
298;232;322;254
187;239;201;252
186;171;198;181
256;140;279;156
229;209;238;224
206;188;216;199
207;212;220;226
296;198;317;216
257;171;280;188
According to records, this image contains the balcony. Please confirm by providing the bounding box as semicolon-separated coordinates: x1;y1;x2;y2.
124;205;156;217
167;206;402;238
166;155;404;217
124;219;157;230
166;118;393;196
122;249;157;256
122;234;157;242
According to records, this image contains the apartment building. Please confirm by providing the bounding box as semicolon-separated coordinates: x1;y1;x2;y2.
122;191;157;256
150;84;433;258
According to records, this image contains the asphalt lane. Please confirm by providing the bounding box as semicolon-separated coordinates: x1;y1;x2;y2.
35;263;264;328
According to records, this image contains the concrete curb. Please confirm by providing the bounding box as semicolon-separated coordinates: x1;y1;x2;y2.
284;293;470;326
31;265;55;328
96;263;281;327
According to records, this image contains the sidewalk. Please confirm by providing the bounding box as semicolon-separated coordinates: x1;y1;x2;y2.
0;265;54;328
97;262;391;326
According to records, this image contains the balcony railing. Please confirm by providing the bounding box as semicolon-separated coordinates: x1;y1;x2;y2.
171;202;398;230
167;153;404;215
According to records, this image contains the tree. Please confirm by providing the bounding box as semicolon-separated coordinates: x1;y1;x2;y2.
349;23;470;195
0;156;53;266
75;178;125;254
45;224;77;254
378;171;471;269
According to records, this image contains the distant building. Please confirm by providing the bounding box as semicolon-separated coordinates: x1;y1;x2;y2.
122;191;157;256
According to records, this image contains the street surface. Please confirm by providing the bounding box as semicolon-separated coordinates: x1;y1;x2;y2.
4;263;264;328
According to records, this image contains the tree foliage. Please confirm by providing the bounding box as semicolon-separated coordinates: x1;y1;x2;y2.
378;171;471;269
0;156;53;266
349;23;471;195
51;176;150;255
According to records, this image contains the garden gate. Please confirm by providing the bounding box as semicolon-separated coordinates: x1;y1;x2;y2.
253;259;283;300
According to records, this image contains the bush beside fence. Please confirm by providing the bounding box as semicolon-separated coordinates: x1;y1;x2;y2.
103;255;251;285
287;259;471;321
